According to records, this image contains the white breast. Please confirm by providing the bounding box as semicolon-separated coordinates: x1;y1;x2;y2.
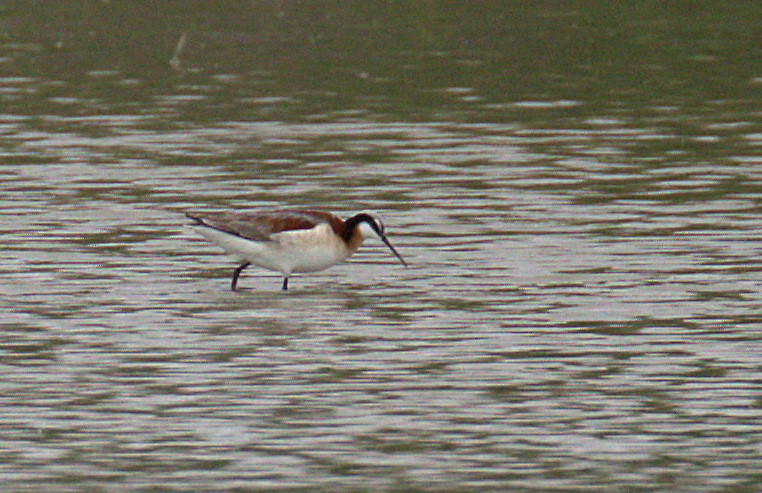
271;223;354;273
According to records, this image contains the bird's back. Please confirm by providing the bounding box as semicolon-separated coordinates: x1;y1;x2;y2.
187;209;345;242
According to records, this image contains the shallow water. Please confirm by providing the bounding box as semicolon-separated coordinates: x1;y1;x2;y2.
2;4;761;493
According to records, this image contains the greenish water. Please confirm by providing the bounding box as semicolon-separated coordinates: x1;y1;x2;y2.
1;3;760;492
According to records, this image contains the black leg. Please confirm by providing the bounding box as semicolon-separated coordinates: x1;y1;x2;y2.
282;277;288;291
231;262;250;291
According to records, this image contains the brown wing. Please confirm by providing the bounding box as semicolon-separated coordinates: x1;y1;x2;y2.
186;209;344;242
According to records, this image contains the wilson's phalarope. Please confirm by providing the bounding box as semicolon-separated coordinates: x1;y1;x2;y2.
186;209;407;291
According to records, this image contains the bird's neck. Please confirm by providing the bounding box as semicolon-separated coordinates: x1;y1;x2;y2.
341;219;365;252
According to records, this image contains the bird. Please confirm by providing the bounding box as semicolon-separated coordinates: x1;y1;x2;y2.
186;208;407;291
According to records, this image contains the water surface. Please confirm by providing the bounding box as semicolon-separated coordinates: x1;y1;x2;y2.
1;3;761;492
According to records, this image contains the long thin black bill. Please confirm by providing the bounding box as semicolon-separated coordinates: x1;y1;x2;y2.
380;234;408;267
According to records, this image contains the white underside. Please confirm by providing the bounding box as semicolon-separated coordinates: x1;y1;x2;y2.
190;223;356;276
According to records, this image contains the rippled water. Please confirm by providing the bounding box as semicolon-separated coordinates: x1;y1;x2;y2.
3;113;760;492
2;4;762;492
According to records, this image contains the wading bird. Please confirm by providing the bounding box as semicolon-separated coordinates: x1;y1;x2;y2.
186;209;407;291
